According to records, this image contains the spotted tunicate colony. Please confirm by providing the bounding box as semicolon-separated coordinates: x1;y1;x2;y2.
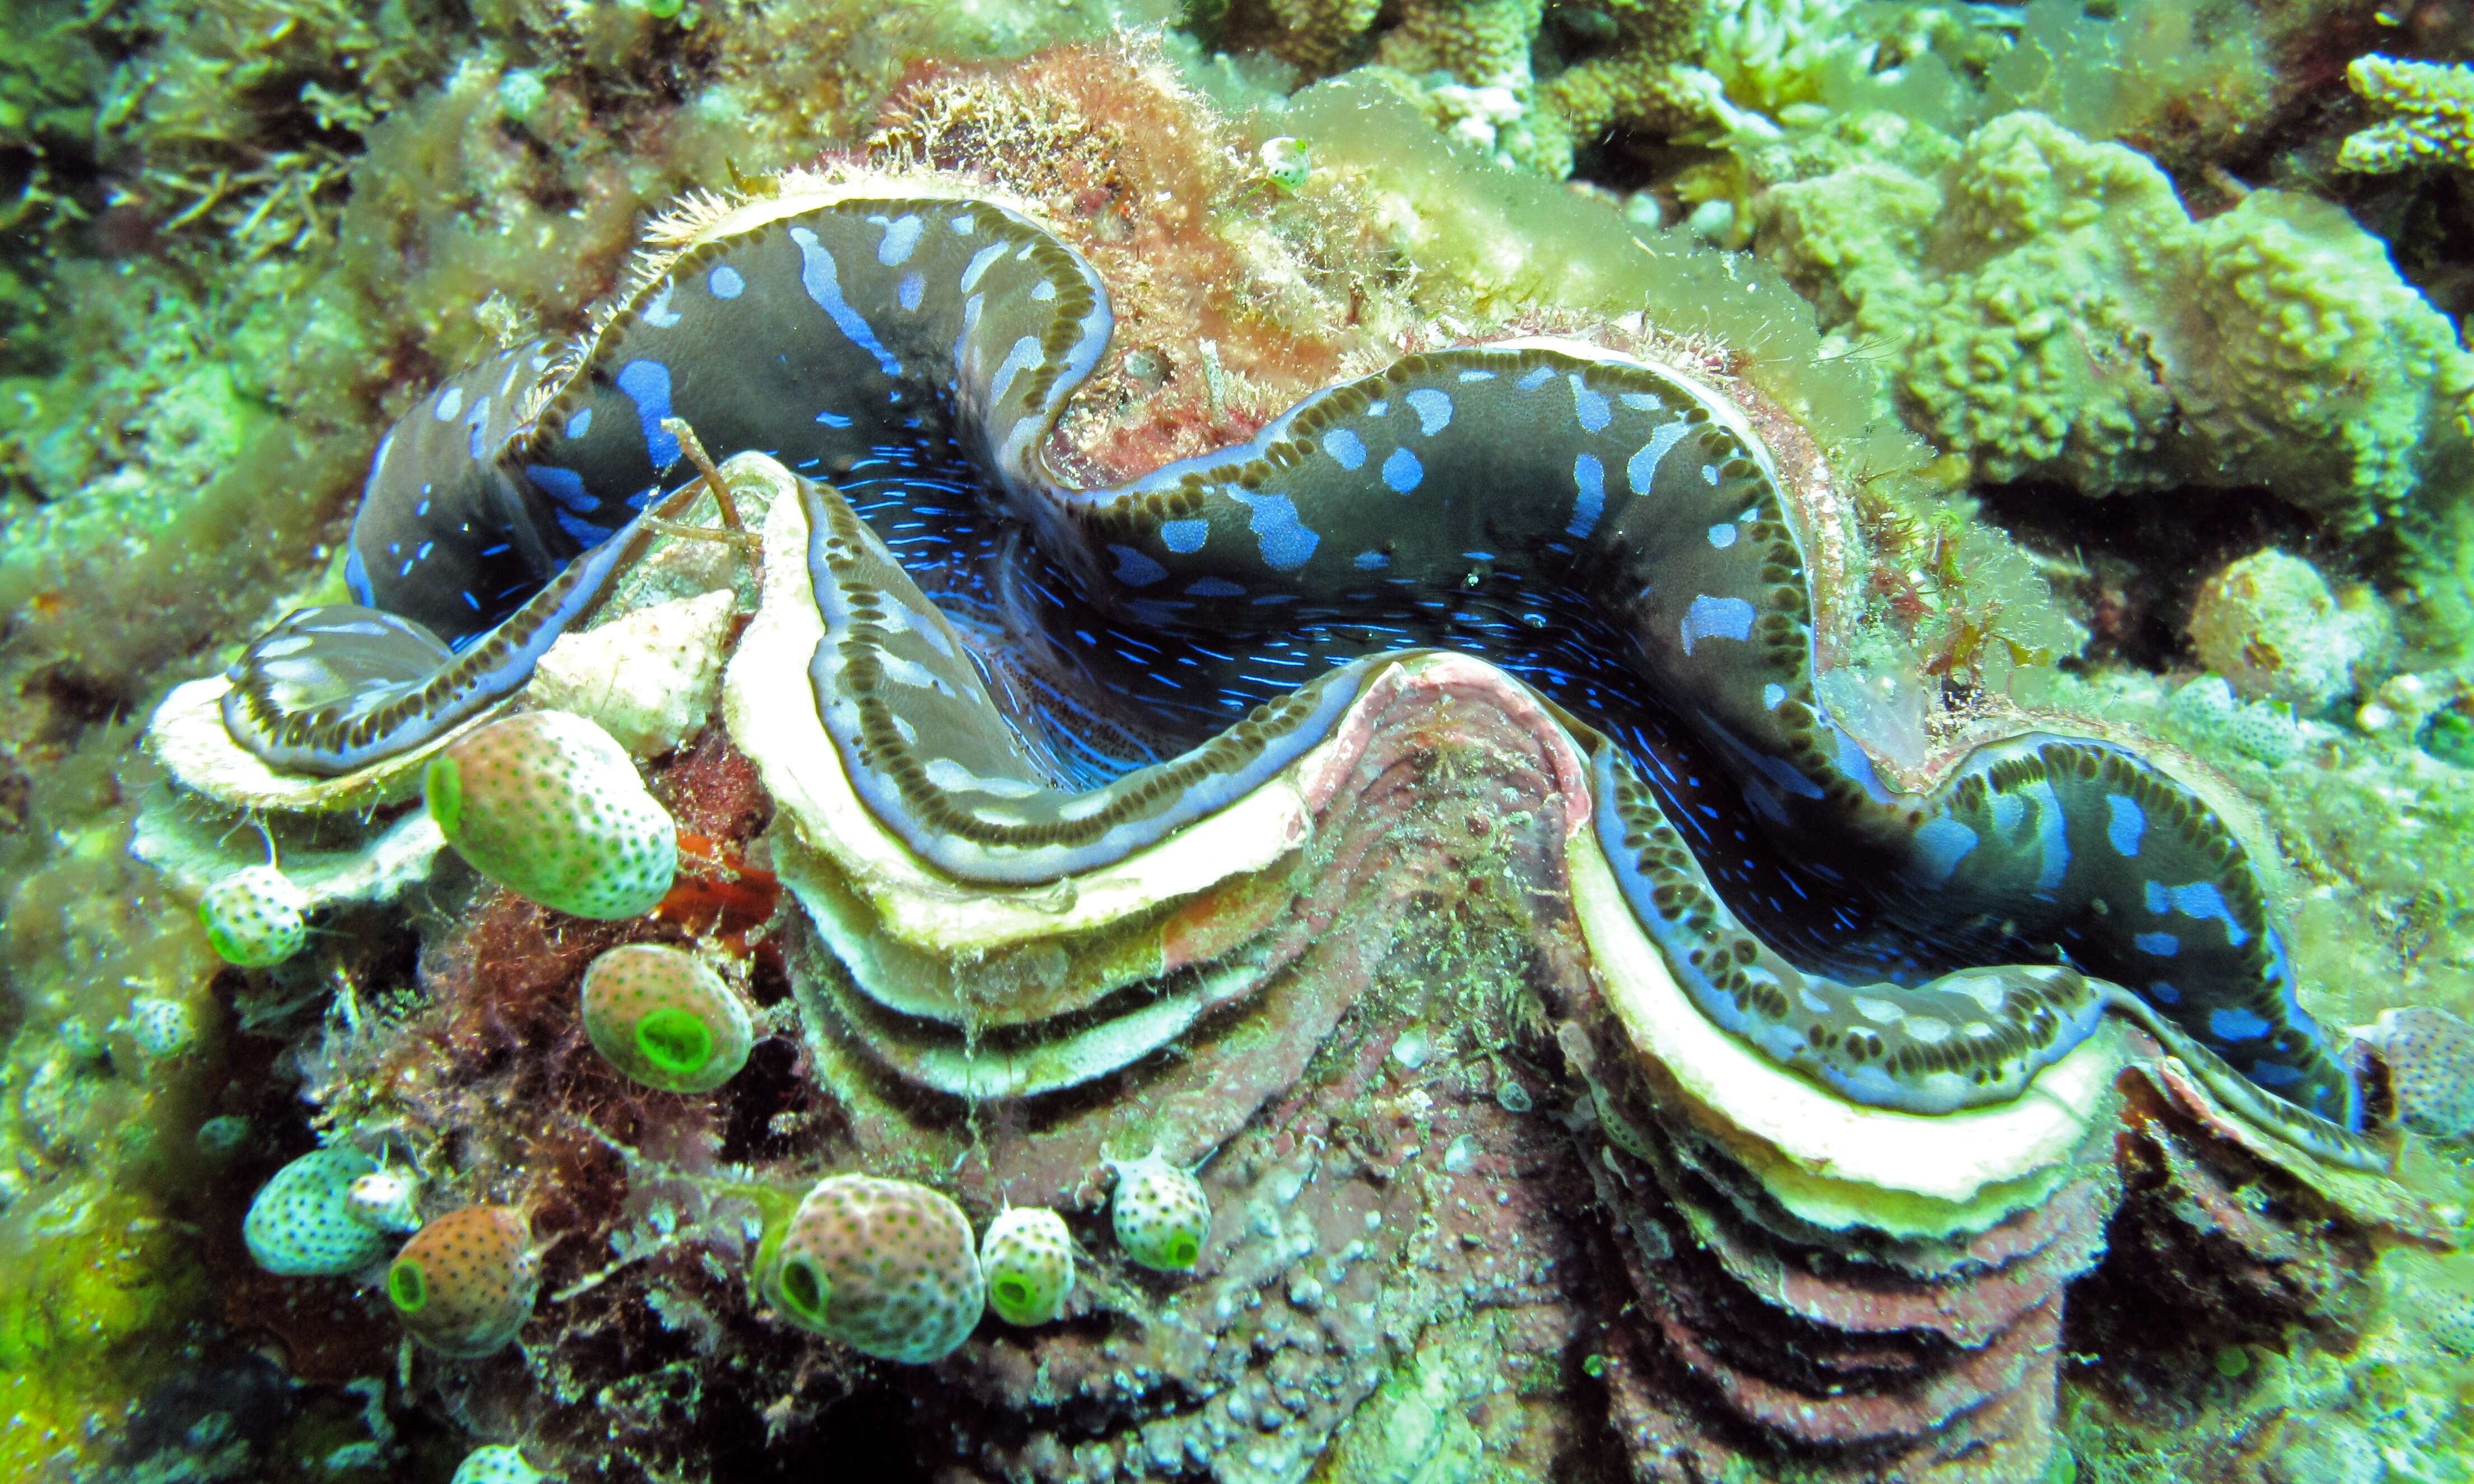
1109;1151;1212;1272
978;1206;1076;1325
424;710;678;920
215;184;2377;1165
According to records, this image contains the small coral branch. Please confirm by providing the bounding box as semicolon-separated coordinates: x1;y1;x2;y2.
2339;55;2474;174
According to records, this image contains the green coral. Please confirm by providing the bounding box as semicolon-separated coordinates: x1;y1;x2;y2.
1759;109;2474;636
2340;55;2474;175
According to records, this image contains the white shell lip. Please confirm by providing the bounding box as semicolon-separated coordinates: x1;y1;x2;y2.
1568;826;2123;1235
146;673;501;815
726;453;1321;956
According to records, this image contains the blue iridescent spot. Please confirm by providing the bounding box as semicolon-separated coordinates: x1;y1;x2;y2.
2134;932;2179;956
2010;779;2070;893
1186;576;1247;597
2210;1006;2272;1043
789;225;904;377
1382;447;1422;493
564;407;593;440
1679;595;1756;655
641;281;681;327
1570;378;1611;432
525;464;593;512
708;264;746;299
433;386;464;421
615;359;682;469
877;213;924;265
1629;423;1689;495
1913;817;1979;882
1406;388;1453;435
1159;518;1208;553
1229;491;1319;571
465;395;494;459
2106;794;2145;857
815;410;854;428
1111;545;1168;586
2164;880;2249;946
1568;454;1606;539
2248;1060;2304;1087
1706;523;1736;549
898;272;925;311
1354;550;1389;571
1322;428;1366;469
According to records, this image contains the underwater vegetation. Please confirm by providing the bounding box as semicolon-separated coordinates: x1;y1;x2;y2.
2;0;2473;1481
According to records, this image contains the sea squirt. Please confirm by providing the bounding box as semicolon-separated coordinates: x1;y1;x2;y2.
213;171;2375;1162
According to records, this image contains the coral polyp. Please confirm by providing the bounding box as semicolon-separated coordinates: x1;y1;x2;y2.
579;943;755;1094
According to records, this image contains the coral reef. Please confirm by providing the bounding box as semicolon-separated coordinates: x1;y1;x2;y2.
2187;548;2393;713
4;5;2472;1483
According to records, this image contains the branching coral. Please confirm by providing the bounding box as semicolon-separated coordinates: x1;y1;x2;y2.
2340;54;2474;174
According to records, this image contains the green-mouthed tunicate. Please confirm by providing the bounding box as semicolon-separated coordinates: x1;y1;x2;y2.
580;943;754;1094
425;710;677;919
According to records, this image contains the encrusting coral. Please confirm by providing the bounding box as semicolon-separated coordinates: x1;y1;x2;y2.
1758;108;2474;641
2186;548;2393;714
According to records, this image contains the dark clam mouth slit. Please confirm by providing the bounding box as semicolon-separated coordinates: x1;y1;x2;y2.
217;188;2371;1160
